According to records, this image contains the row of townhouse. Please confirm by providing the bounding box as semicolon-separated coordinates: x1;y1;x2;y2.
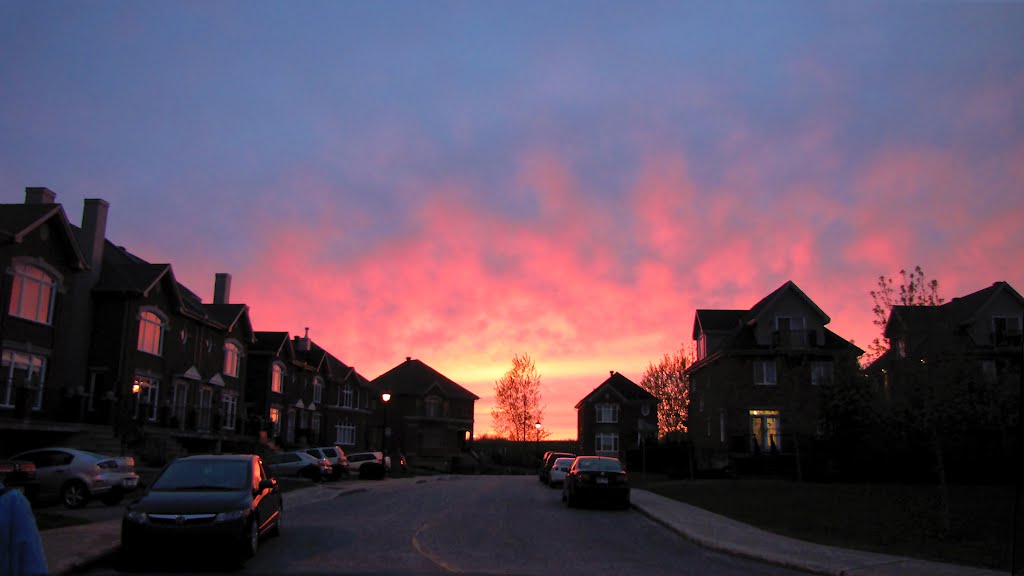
1;188;478;467
681;280;1021;476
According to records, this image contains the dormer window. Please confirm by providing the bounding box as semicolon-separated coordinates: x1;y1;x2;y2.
992;316;1022;346
8;263;57;325
271;364;284;394
773;316;807;346
697;333;707;361
137;310;165;356
223;342;240;377
313;378;323;404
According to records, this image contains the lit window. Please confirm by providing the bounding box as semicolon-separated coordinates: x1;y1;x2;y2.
595;433;619;455
1;350;47;409
221;393;237;429
8;264;56;325
753;361;777;385
750;410;781;451
270;406;281;436
271;365;283;394
595;403;619;423
137;311;164;355
224;343;240;377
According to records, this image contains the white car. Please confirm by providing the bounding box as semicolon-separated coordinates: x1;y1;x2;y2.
548;457;575;487
10;447;139;508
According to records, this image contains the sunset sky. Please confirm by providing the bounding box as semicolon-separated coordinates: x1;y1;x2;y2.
2;2;1022;439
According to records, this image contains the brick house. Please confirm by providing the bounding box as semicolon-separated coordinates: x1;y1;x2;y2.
371;357;478;470
685;281;862;472
575;371;659;461
0;188;87;425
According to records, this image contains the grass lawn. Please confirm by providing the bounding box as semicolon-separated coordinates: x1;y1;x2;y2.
633;476;1014;571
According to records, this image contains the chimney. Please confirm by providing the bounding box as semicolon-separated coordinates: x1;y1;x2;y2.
406;356;412;362
81;199;109;271
214;273;232;305
25;187;56;205
302;327;310;351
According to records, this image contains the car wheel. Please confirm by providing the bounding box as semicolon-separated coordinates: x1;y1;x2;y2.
61;480;90;509
241;517;259;560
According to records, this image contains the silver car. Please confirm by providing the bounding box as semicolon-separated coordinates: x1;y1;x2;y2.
10;447;139;508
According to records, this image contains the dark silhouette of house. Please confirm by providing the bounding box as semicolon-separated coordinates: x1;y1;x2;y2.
575;371;659;460
685;281;862;473
371;357;478;471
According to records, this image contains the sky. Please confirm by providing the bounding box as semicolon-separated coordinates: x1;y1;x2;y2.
2;1;1023;440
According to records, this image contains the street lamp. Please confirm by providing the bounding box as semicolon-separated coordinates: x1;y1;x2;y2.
381;392;392;466
534;421;542;465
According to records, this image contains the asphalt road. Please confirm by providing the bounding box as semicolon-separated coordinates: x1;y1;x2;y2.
80;475;811;575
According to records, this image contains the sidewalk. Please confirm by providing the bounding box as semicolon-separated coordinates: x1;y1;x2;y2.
39;480;1006;576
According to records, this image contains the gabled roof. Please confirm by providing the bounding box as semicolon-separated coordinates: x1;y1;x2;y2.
372;357;479;400
206;303;253;340
692;309;745;340
90;238;180;300
575;372;658;409
745;280;830;326
252;332;294;359
884;281;1024;346
0;203;87;270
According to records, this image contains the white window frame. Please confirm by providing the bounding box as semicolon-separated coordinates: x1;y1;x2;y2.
171;381;189;421
223;342;241;378
335;419;356;446
137;310;165;356
595;432;619;455
1;349;47;409
133;375;160;421
810;361;833;386
341;384;353;408
595;403;619;423
753;360;777;385
8;263;57;325
313;378;323;404
221;392;238;430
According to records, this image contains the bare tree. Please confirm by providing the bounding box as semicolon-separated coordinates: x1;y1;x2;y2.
491;353;547;443
639;345;692;438
865;265;944;363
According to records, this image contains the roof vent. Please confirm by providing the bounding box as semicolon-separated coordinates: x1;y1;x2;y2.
406;356;412;362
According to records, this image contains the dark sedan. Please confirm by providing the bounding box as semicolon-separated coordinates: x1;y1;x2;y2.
562;456;630;509
121;454;282;565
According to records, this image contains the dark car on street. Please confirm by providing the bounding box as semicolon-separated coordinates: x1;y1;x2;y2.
562;456;630;509
539;451;575;485
121;454;282;564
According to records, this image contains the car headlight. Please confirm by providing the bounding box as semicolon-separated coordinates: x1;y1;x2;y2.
125;510;149;524
214;509;251;523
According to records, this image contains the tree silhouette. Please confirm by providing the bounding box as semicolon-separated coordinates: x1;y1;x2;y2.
865;265;944;364
491;353;547;443
639;345;692;438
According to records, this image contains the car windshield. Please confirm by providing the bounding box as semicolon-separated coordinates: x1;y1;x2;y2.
151;459;250;491
576;458;623;472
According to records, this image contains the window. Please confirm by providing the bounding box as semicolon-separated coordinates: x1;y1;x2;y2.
595;403;619;423
697;334;707;361
641;403;651;416
425;396;442;418
992;316;1022;345
133;376;159;421
171;382;188;423
270;406;282;436
312;413;321;438
595;433;619;455
137;311;164;356
1;350;47;409
750;410;781;452
271;365;283;394
773;316;807;346
810;361;833;386
335;419;355;446
223;343;240;377
221;392;237;430
300;410;309;429
8;264;56;324
341;384;353;408
313;378;323;404
753;361;777;385
198;387;212;431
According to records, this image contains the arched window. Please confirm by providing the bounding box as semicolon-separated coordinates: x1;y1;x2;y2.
137;311;165;355
8;263;57;324
224;342;240;377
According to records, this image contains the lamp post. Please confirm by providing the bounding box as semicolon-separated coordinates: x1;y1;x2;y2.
534;421;542;465
381;392;391;468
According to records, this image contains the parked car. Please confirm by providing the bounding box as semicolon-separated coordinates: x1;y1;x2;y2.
562;456;630;509
346;452;388;479
540;452;575;485
121;453;282;564
306;446;348;480
547;457;575;488
263;451;332;481
10;447;139;508
0;459;40;503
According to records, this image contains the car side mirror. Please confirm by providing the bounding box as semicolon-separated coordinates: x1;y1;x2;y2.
258;478;277;493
